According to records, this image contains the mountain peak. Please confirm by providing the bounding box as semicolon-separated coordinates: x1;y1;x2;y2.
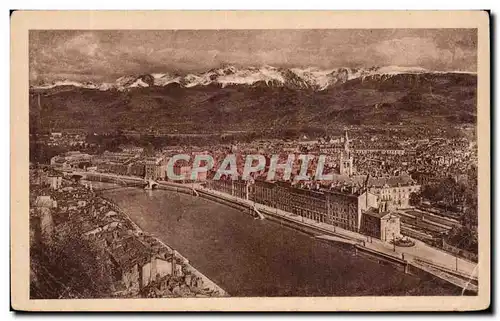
31;65;473;92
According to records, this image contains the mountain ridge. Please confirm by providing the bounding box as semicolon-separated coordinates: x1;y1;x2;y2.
29;70;477;133
31;65;476;92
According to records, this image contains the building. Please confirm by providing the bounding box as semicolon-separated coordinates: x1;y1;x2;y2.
51;151;93;169
31;195;58;245
91;152;168;180
97;151;139;163
355;148;405;156
128;161;146;177
287;185;327;222
246;180;379;232
145;160;157;180
50;132;62;138
270;182;327;223
144;156;168;181
361;203;401;242
206;179;249;199
250;180;275;206
119;145;144;154
107;235;177;295
92;151;139;174
366;175;420;209
323;132;419;209
323;173;420;210
325;187;378;231
411;171;435;185
48;173;63;190
339;131;354;176
319;145;344;155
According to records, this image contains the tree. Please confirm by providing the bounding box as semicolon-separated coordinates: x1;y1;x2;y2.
409;191;422;206
421;184;441;203
29;143;64;164
462;205;478;229
421;175;477;214
446;225;478;254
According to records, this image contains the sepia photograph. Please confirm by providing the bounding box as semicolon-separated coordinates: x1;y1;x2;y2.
11;10;490;311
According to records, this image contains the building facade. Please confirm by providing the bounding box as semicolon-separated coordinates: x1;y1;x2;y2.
368;181;421;209
206;179;249;199
144;156;168;181
244;180;379;232
325;189;378;231
360;203;401;241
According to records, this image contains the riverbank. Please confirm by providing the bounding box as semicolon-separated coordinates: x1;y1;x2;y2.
33;175;229;298
77;172;471;295
98;194;228;297
197;187;477;293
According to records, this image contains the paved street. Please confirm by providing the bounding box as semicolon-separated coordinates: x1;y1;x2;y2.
74;170;479;281
202;187;478;280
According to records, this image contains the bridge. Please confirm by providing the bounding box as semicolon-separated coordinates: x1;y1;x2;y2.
68;170;202;195
67;171;162;190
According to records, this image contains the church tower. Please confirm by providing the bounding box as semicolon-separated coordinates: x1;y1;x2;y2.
339;130;354;176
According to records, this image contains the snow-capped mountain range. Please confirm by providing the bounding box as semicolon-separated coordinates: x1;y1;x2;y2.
31;65;475;92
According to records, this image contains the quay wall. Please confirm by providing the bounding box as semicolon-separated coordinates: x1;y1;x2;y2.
354;245;407;273
193;189;477;294
82;176;228;296
100;195;228;296
197;189;250;213
80;173;474;294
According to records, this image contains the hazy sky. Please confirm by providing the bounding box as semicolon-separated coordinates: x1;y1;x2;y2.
29;29;477;83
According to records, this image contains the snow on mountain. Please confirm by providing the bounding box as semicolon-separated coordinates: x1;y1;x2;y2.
375;65;428;75
33;66;473;92
151;73;181;86
114;74;155;91
128;78;150;88
181;74;205;87
290;68;334;90
98;83;115;91
115;75;137;88
217;66;286;87
33;80;99;90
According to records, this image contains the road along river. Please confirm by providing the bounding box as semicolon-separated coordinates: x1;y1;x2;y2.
96;183;461;297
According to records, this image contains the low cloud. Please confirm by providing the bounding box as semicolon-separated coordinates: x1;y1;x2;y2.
29;29;477;83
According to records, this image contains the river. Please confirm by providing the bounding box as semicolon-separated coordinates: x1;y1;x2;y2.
96;183;460;297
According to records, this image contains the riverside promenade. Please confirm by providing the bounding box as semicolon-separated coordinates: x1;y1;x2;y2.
197;187;478;293
70;171;478;293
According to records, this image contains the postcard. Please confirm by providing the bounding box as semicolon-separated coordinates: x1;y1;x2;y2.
11;10;490;311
